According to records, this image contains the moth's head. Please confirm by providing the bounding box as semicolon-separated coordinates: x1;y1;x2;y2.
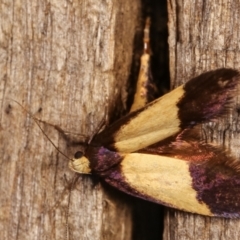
69;151;91;174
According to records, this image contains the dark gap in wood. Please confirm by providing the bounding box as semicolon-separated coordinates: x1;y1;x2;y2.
126;0;170;113
131;1;169;240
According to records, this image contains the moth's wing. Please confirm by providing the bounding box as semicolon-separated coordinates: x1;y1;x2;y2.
94;69;239;153
140;126;203;155
102;141;240;218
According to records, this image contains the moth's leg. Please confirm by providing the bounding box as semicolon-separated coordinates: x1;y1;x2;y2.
130;17;152;112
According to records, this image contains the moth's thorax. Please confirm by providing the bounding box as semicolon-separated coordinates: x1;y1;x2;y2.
85;146;123;175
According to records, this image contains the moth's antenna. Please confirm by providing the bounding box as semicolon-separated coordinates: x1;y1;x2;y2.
8;98;71;161
33;118;71;160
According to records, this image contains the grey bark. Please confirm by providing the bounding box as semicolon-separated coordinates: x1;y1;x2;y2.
0;1;141;239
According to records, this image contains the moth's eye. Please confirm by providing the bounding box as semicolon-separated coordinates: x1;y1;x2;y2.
74;151;84;159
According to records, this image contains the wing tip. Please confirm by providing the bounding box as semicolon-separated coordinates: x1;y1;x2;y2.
178;68;240;128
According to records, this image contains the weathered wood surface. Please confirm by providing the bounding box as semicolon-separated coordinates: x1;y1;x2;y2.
164;0;240;239
0;1;141;239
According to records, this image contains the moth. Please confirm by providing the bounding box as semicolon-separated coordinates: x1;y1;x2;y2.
69;68;240;218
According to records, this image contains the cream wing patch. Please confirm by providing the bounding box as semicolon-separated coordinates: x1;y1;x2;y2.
114;86;185;153
121;153;212;215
